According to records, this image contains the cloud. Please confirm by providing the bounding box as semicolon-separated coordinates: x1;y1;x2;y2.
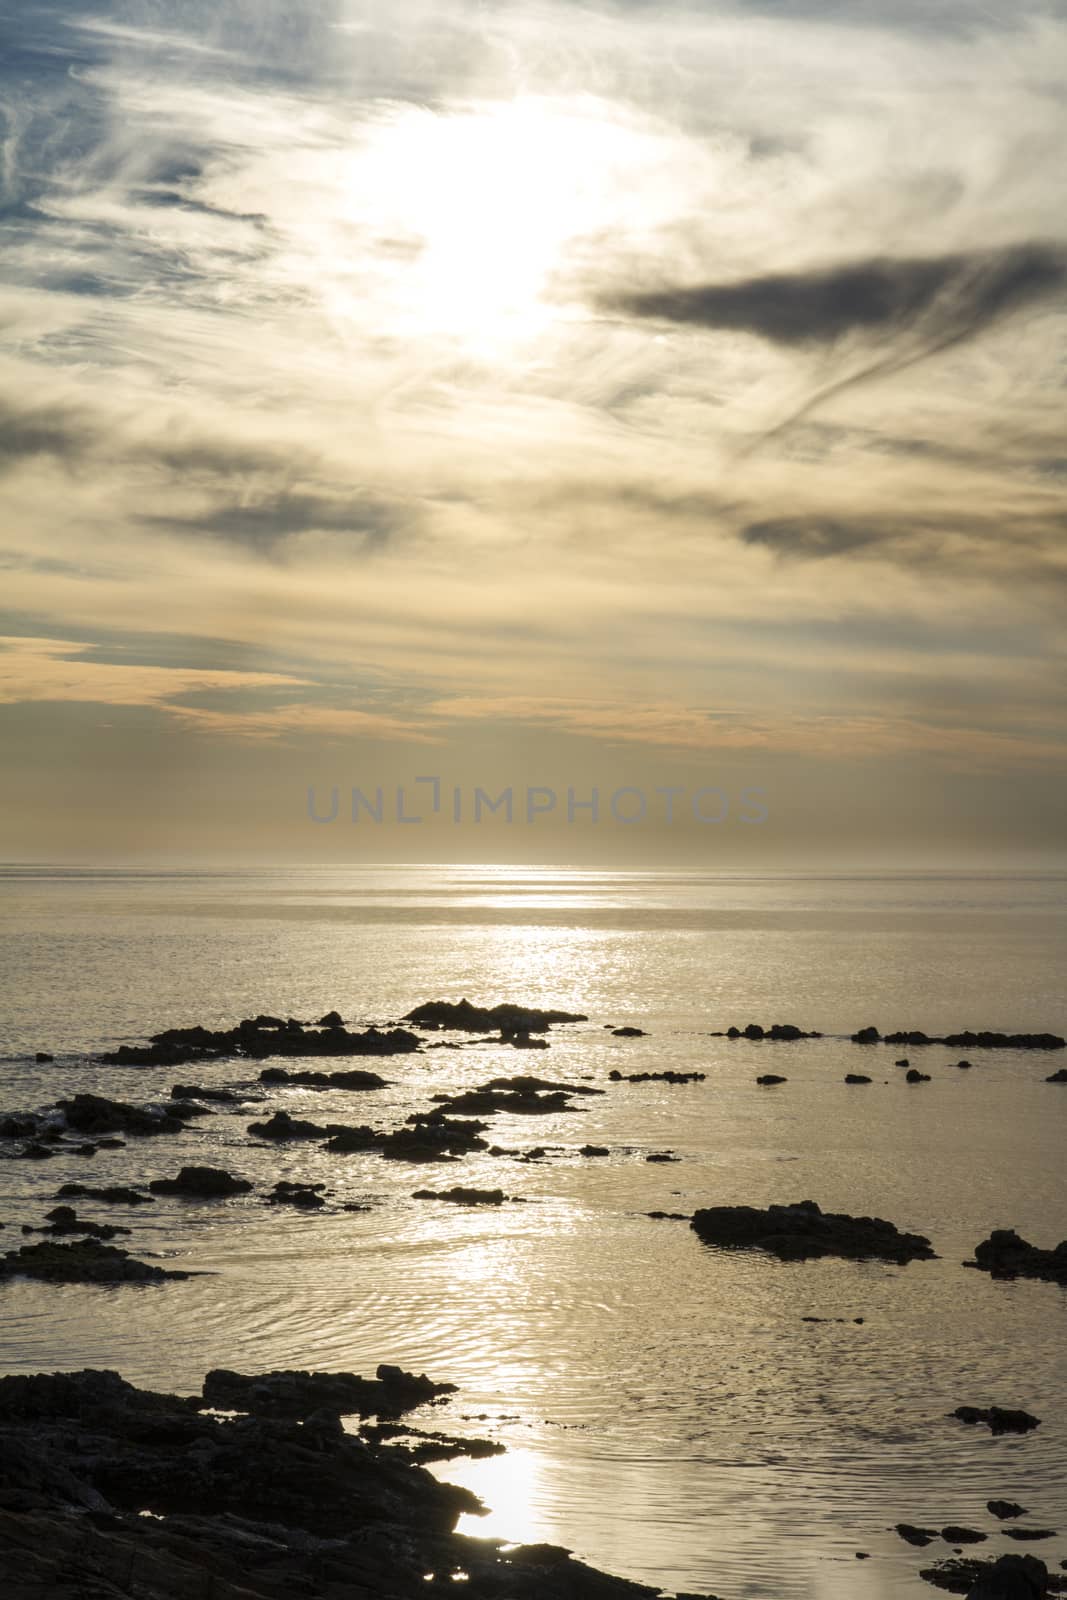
603;244;1067;352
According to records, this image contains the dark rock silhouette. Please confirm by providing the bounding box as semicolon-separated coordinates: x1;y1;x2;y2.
402;998;587;1032
170;1083;246;1102
0;1367;688;1597
22;1206;129;1240
98;1018;419;1068
148;1166;253;1199
55;1183;153;1205
897;1524;940;1546
609;1069;705;1083
722;1023;821;1040
1003;1531;1056;1542
943;1528;989;1544
268;1181;328;1208
876;1029;1063;1050
988;1502;1028;1520
692;1200;936;1262
0;1239;189;1282
412;1187;522;1205
952;1406;1040;1434
965;1230;1067;1284
258;1065;390;1089
612;1027;646;1037
845;1073;872;1084
1045;1068;1067;1082
907;1068;932;1082
247;1109;335;1140
756;1074;787;1085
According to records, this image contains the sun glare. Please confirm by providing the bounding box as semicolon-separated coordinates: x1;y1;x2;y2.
339;97;660;352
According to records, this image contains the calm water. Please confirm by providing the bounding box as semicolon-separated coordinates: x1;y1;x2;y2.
1;864;1066;1599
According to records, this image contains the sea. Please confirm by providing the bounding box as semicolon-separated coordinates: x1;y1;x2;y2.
1;864;1065;1600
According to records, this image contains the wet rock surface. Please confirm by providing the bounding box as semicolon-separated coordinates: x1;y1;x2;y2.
99;1018;420;1068
966;1231;1067;1284
608;1069;706;1084
412;1186;523;1205
691;1200;936;1262
0;1367;695;1598
717;1023;822;1040
852;1027;1064;1050
919;1553;1051;1595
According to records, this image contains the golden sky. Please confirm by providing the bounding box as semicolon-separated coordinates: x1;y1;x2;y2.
1;1;1065;863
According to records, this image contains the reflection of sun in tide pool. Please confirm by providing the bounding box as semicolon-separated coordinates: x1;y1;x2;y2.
341;97;666;351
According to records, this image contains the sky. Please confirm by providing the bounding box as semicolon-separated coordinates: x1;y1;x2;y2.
1;0;1065;866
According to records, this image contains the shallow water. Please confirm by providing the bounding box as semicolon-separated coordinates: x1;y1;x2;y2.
1;864;1066;1598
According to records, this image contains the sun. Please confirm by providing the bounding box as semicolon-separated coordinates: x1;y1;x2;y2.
338;96;661;353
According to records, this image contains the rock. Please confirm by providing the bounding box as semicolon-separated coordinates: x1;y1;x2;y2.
646;1152;679;1162
1045;1069;1067;1083
54;1183;153;1205
1003;1531;1057;1543
57;1094;189;1138
611;1027;646;1037
884;1030;1064;1051
756;1074;787;1085
148;1166;253;1199
965;1230;1067;1284
898;1524;941;1546
480;1075;604;1096
0;1239;188;1282
247;1109;332;1140
429;1085;580;1116
34;1052;53;1063
845;1074;872;1084
952;1406;1040;1435
692;1199;936;1263
267;1181;328;1209
98;1018;419;1068
989;1502;1028;1520
646;1211;690;1220
402;998;587;1033
317;1010;344;1027
896;1058;910;1066
506;1032;550;1048
961;1554;1049;1598
579;1145;610;1157
852;1026;881;1043
412;1187;519;1205
907;1069;932;1082
258;1066;389;1090
724;1023;821;1040
170;1084;245;1103
944;1528;989;1544
25;1207;129;1240
0;1365;677;1599
202;1363;458;1419
608;1069;705;1084
957;1060;973;1069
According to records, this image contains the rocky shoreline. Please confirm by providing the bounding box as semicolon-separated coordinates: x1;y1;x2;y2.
3;998;1066;1597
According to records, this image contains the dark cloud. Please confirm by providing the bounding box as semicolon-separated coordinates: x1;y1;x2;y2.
0;400;92;472
742;517;883;557
139;490;406;551
605;245;1067;350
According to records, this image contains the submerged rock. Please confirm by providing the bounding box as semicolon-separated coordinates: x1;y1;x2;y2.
58;1094;191;1138
247;1109;334;1140
170;1083;246;1103
965;1230;1067;1284
723;1023;821;1040
1045;1068;1067;1083
943;1528;989;1545
756;1074;787;1086
402;998;587;1032
202;1363;458;1419
952;1406;1040;1435
691;1200;936;1263
611;1027;646;1037
906;1068;932;1083
55;1183;153;1206
898;1525;941;1547
845;1074;872;1084
267;1181;328;1209
148;1166;253;1199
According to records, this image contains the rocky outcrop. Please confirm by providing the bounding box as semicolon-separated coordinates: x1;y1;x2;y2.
952;1406;1040;1435
691;1200;936;1262
919;1554;1049;1596
0;1367;690;1598
756;1074;787;1085
258;1066;390;1090
412;1187;523;1205
0;1239;189;1282
719;1023;821;1040
247;1109;336;1140
148;1167;253;1199
98;1018;419;1068
853;1028;1063;1050
55;1183;153;1205
402;998;587;1033
965;1230;1067;1284
608;1069;705;1084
